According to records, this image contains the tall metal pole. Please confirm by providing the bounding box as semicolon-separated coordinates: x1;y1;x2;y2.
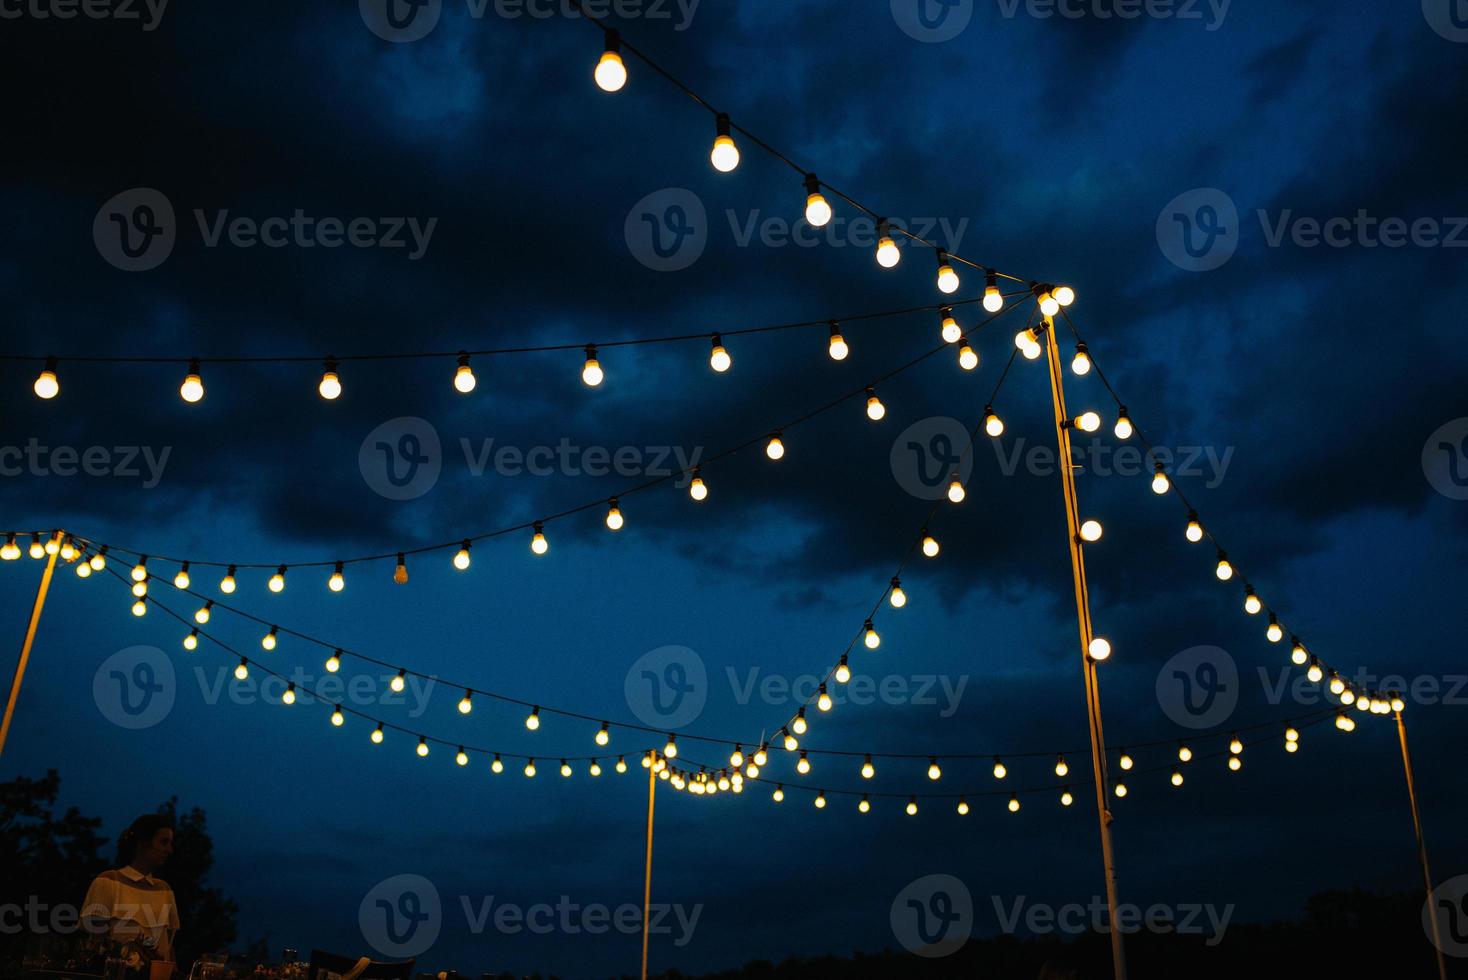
1042;321;1128;980
1396;710;1448;980
641;756;657;980
0;538;60;757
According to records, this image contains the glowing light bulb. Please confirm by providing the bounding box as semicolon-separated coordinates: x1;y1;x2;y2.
132;599;147;617
394;554;408;584
604;498;624;531
766;432;785;460
581;345;603;387
180;359;205;403
865;387;886;421
1089;637;1112;661
861;756;875;779
1185;512;1205;543
1071;343;1092;376
753;747;768;767
318;360;342;400
921;530;940;558
183;629;198;651
1073;411;1101;433
1114;783;1128;798
957;341;979;371
458;691;473;715
28;535;44;559
594;32;626;92
957;799;970;815
1330;675;1346;696
863;620;880;650
1391;695;1406;713
530;522;549;555
391;671;406;693
1055;756;1069;777
835;656;851;684
1151;464;1170;495
34;357;60;398
889;578;906;608
1008;795;1021;813
940;307;962;343
326;652;341;673
454;353;476;393
984;408;1005;438
783;731;798;752
827;322;848;360
1285;726;1299;743
89;549;106;570
730;746;744;768
75;559;92;578
792;710;808;736
1061;791;1074;807
1266;615;1284;643
1307;661;1324;683
195;601;213;624
663;735;678;759
906;799;918;816
590;761;603;777
131;557;148;582
688;469;708;501
875;222;900;268
451;541;472;571
282;684;296;706
329;563;345;592
1054;285;1076;307
1119;752;1134;771
1079;519;1103;542
1;535;20;561
992;758;1007;779
1228;756;1242;771
773;786;785;803
561;760;573;777
1285;739;1299;754
936;251;960;294
710;113;739;172
817;686;832;712
803;174;831;227
417;738;430;756
526;707;542;730
983;271;1004;313
234;659;248;680
1171;769;1184;787
1036;287;1060;317
859;797;871;813
269;566;287;593
524;759;537;777
709;334;731;373
1178;744;1193;762
947;477;966;503
1229;736;1243;755
452;748;468;767
1114;409;1134;440
929;758;943;781
261;627;277;651
220;566;237;593
796;752;811;775
1291;638;1308;666
1215;551;1234;581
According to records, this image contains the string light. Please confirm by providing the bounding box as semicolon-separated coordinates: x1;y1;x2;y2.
1266;614;1284;643
90;548;106;571
44;535;60;556
906;798;918;816
34;357;60;399
76;558;92;578
1008;795;1021;813
947;476;966;503
1228;756;1242;771
1178;744;1193;763
792;708;808;736
1114;783;1128;798
765;431;785;460
1290;637;1309;666
1114;407;1134;440
1061;790;1074;807
709;113;739;172
834;655;851;684
525;759;537;776
957;798;970;816
921;529;940;557
194;601;213;624
261;626;278;651
1054;285;1077;307
1242;586;1262;614
1215;550;1234;581
1014;327;1042;360
130;557;148;582
234;659;248;680
581;345;604;387
526;706;541;730
456;748;470;767
817;685;833;712
709;334;731;373
172;563;190;589
27;535;44;559
1071;343;1092;376
415;736;429;756
594;30;627;92
394;554;408;584
827;321;848;360
220;566;237;593
561;760;574;777
453;541;472;571
803;174;832;227
796;752;811;775
1307;659;1324;684
1185;512;1204;543
183;628;199;651
875;220;900;268
689;469;708;501
865;386;886;421
889;577;906;608
773;785;785;803
957;339;979;371
1229;735;1244;755
1119;751;1134;771
858;796;870;813
935;250;959;294
861;756;875;779
132;579;147;598
326;651;341;673
531;522;549;555
179;360;204;403
1035;285;1060;318
1151;463;1170;495
131;598;147;617
1070;411;1101;433
863;620;880;650
370;724;385;744
982;271;1004;312
1088;637;1112;662
664;735;679;759
268;565;287;593
329;562;345;592
454;352;477;393
1079;519;1103;542
391;670;407;693
984;406;1005;437
590;760;603;776
940;307;962;343
1171;769;1184;786
458;690;473;715
928;758;943;781
1055;756;1069;777
992;757;1006;779
318;360;342;400
1;535;20;561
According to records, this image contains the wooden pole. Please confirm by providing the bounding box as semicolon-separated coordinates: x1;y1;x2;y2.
1396;710;1448;980
0;537;61;757
1042;323;1128;980
641;755;657;980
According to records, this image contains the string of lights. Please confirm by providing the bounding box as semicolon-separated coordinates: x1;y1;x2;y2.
11;293;1037;402
8;301;1024;579
1044;308;1408;718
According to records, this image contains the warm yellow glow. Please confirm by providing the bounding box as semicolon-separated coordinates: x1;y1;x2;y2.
922;532;940;557
581;350;604;387
233;660;248;680
590;761;603;776
458;692;473;715
326;653;341;673
889;581;906;608
594;50;627;92
937;262;960;294
1038;291;1060;317
835;658;851;683
1267;620;1285;643
1285;727;1299;742
1055;756;1069;777
1008;796;1021;813
1119;753;1133;771
805;192;832;227
179;363;205;403
947;478;966;503
689;474;708;501
1061;791;1073;807
792;711;808;736
1114;783;1128;798
28;536;44;559
1171;770;1184;786
1071;345;1092;376
1151;468;1170;494
985;412;1005;438
531;525;549;555
1307;663;1324;683
75;561;92;578
906;800;918;816
956;799;970;815
1088;637;1112;661
524;759;538;776
1178;745;1193;762
817;688;832;712
194;602;212;624
182;630;198;651
928;759;942;781
457;750;470;767
525;708;541;730
330;707;346;727
1075;411;1101;433
1229;737;1243;755
452;544;472;570
1291;641;1308;666
773;787;785;803
269;568;286;593
454;361;476;393
958;343;979;371
828;325;849;361
754;748;768;766
709;342;731;373
1114;414;1134;440
710;134;740;172
220;568;237;593
132;580;148;598
1329;676;1346;696
859;797;871;813
1228;756;1242;771
864;622;881;649
394;557;408;584
1079;519;1103;542
664;736;678;759
2;536;22;561
318;370;342;400
876;236;900;268
766;434;785;460
983;285;1004;313
992;759;1006;779
596;725;611;747
261;629;277;651
390;672;406;693
1285;740;1299;754
866;393;886;421
941;313;962;344
862;757;875;779
1391;696;1406;712
561;761;573;777
34;367;60;399
1054;286;1076;307
1216;556;1234;581
131;599;147;617
796;753;811;775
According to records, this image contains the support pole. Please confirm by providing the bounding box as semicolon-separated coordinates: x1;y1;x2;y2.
0;538;60;757
1042;322;1128;980
1396;710;1448;980
641;756;657;980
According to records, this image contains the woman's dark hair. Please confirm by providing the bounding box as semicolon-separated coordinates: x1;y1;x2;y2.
114;813;175;867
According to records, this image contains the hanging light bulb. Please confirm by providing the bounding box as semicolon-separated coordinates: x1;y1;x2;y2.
1014;327;1041;359
1266;614;1284;643
261;626;278;651
34;356;61;399
132;579;148;599
835;655;851;684
1229;736;1243;755
940;307;962;344
75;557;93;578
1114;407;1134;440
530;521;549;555
318;359;342;400
1215;550;1234;581
89;547;107;570
1071;343;1092;376
708;334;731;373
1340;687;1356;706
753;746;769;767
394;553;408;584
817;685;832;712
875;219;900;268
688;469;708;501
1243;587;1262;615
58;537;77;561
268;565;287;593
947;475;966;503
984;406;1005;438
827;321;848;360
782;729;798;751
326;651;342;673
1055;756;1069;777
450;540;472;571
1061;790;1074;807
957;339;979;371
921;529;940;557
458;690;473;715
1228;756;1242;771
415;737;430;757
773;785;785;803
452;747;468;767
865;386;886;421
859;795;871;813
194;601;213;625
594;30;627;92
906;798;919;816
1178;744;1193;763
604;498;625;531
220;565;237;594
1089;637;1112;661
1071;411;1101;433
889;577;906;608
803;174;831;227
1329;674;1346;696
329;562;345;592
1008;795;1021;813
929;758;943;781
861;755;875;779
27;534;44;559
1391;694;1406;713
524;759;537;777
935;250;960;294
131;556;148;582
765;431;785;460
453;352;477;393
664;735;678;759
1290;638;1309;666
1114;783;1128;798
1185;512;1204;543
710;112;740;172
1035;285;1060;317
281;683;296;706
1151;463;1170;495
1;535;20;561
1054;285;1076;307
729;745;744;768
581;345;604;387
863;620;880;650
234;659;248;680
180;628;199;651
1079;519;1103;542
1285;726;1300;744
390;670;407;693
131;598;147;617
616;755;628;773
179;359;205;403
43;535;60;557
1307;659;1324;684
525;706;541;730
983;270;1004;313
590;760;603;777
561;760;574;777
1119;751;1134;770
796;752;811;775
792;708;808;736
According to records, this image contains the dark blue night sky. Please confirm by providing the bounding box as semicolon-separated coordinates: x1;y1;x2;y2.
3;1;1467;977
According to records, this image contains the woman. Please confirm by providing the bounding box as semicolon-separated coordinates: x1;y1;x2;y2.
82;814;182;968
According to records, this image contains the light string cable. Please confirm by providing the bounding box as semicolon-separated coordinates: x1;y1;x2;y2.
86;552;1337;795
1050;308;1409;718
46;301;1026;576
563;0;1069;287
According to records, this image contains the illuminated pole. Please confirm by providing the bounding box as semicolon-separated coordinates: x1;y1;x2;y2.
0;536;60;757
1396;710;1447;980
1042;321;1128;980
641;755;657;980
